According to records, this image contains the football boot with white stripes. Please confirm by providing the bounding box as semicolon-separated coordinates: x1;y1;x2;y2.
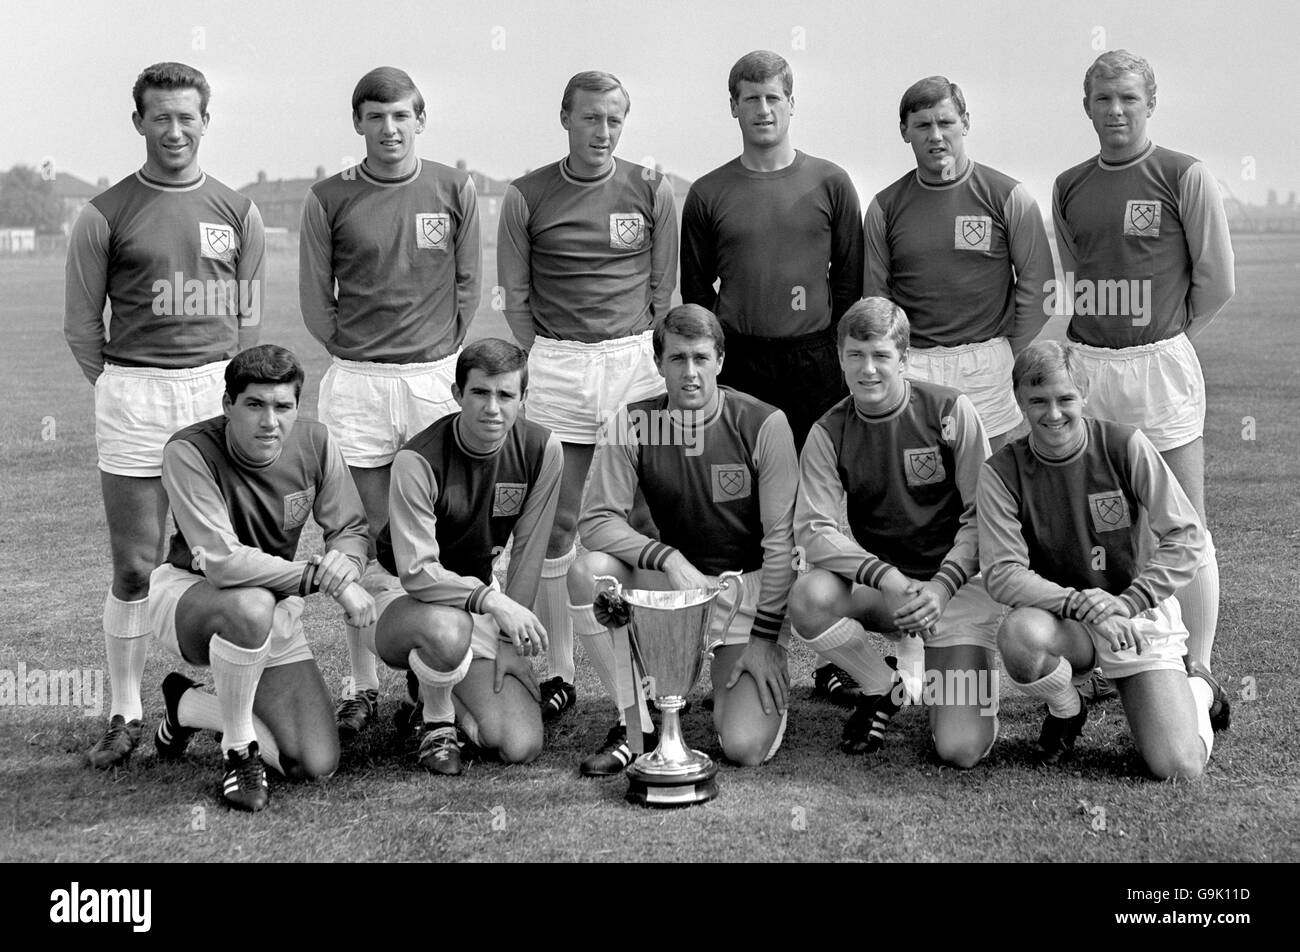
840;682;902;756
87;715;142;769
415;721;463;776
1185;658;1231;732
154;672;200;760
580;722;658;777
222;742;269;812
540;677;577;721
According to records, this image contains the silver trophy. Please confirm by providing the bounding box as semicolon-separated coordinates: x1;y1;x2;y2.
592;571;743;807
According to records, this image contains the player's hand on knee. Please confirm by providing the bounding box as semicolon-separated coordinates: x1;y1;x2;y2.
726;639;790;715
494;645;541;699
1076;587;1126;625
484;591;549;656
893;580;949;633
662;552;711;592
312;550;361;598
335;581;376;628
1093;615;1141;654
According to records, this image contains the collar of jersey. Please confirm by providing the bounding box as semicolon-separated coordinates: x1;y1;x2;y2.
224;427;282;470
913;158;975;191
559;158;617;187
1026;424;1089;466
851;380;909;424
358;159;422;187
135;169;206;192
452;415;509;458
1097;141;1156;172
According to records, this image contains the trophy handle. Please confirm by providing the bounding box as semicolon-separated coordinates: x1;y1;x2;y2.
592;575;623;601
707;571;745;658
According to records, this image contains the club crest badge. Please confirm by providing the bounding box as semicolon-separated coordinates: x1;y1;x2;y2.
415;213;450;250
493;482;527;517
954;215;992;252
1088;491;1132;533
711;464;751;503
1123;200;1161;237
903;446;946;487
282;488;316;530
610;212;645;250
199;222;236;262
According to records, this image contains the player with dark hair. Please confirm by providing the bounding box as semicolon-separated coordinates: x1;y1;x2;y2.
300;66;481;740
498;70;677;723
361;339;563;775
1052;50;1234;690
680;50;864;708
65;61;265;769
864;75;1053;453
978;341;1228;775
149;345;374;811
790;298;1002;768
570;304;798;774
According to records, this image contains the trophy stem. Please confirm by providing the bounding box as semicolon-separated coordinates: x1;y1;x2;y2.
654;699;691;764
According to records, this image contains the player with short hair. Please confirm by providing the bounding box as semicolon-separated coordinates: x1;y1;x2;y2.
680;50;864;708
977;341;1228;775
300;66;482;741
1052;50;1234;681
362;339;562;775
864;75;1054;452
149;345;374;811
65;61;266;768
569;304;798;774
498;70;678;722
790;298;1002;768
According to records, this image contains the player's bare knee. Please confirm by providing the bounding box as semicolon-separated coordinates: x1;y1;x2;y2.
789;569;840;635
496;727;543;765
1147;747;1204;781
567;551;621;601
998;609;1054;679
933;729;988;770
720;728;769;768
112;560;155;600
278;744;339;781
217;588;276;648
416;613;471;669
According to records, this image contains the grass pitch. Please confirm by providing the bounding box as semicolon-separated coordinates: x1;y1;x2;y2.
1;237;1297;862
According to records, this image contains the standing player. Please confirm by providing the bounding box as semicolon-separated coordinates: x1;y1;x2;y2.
361;340;562;775
864;76;1054;452
300;66;481;739
570;305;797;774
498;71;677;720
65;62;265;768
149;345;374;811
790;298;1002;768
680;50;863;707
978;342;1228;775
1053;51;1235;682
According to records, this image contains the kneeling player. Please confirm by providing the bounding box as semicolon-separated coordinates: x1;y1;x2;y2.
363;339;562;775
150;346;374;812
790;298;1001;768
977;341;1228;777
569;304;797;774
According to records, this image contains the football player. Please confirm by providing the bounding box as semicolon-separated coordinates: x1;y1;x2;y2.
64;62;265;768
498;70;677;723
978;341;1229;775
300;66;481;741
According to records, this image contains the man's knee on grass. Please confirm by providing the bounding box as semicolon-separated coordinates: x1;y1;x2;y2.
789;569;845;636
277;740;341;781
997;608;1059;681
470;689;543;764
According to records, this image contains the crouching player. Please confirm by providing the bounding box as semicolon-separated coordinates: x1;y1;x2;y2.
150;345;374;812
790;298;1001;768
570;304;797;774
977;341;1229;777
362;339;562;775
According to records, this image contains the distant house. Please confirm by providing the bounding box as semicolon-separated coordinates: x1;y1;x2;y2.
1224;190;1300;234
49;171;106;235
0;228;36;254
239;168;326;231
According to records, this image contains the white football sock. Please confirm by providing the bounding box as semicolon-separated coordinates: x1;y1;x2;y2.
573;602;621;707
209;634;271;756
177;685;282;775
1011;657;1080;718
1177;532;1219;670
796;617;895;695
539;548;577;682
345;623;380;694
409;646;471;724
1188;676;1215;763
103;593;150;721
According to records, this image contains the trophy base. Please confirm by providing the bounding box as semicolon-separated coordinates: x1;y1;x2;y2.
625;760;719;808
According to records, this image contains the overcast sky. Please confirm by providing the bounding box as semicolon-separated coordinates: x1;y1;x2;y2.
2;0;1291;209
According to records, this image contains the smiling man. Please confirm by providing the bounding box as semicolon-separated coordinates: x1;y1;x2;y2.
570;304;798;775
65;62;265;770
864;76;1054;453
299;66;482;742
1053;50;1235;687
977;341;1228;775
790;298;1003;768
497;70;678;722
148;345;374;811
361;339;562;775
